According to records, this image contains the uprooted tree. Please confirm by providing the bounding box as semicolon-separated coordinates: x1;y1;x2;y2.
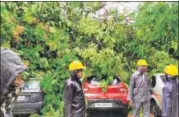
1;2;178;117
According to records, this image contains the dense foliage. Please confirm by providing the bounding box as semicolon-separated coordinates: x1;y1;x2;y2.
1;2;178;117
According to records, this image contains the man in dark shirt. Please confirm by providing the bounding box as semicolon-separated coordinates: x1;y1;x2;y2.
1;47;26;117
64;60;86;117
162;64;178;117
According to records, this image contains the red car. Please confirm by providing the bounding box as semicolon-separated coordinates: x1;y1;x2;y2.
83;76;129;117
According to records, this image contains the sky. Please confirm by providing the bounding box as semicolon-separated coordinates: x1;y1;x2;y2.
89;2;142;21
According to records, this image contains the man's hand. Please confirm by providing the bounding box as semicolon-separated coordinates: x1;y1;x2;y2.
128;100;133;107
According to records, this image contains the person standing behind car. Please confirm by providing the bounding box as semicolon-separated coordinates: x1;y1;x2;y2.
127;59;152;117
1;47;26;117
162;64;178;117
64;60;86;117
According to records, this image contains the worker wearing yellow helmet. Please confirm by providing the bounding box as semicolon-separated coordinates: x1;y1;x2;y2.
64;60;86;117
162;64;178;117
128;59;152;117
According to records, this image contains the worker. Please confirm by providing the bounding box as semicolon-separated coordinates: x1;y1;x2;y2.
1;47;26;117
162;64;178;117
64;60;86;117
127;59;152;117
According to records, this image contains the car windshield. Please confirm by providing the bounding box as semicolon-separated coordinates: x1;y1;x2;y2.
87;76;121;86
23;80;40;90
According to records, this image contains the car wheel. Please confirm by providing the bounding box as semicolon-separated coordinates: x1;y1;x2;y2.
151;101;161;117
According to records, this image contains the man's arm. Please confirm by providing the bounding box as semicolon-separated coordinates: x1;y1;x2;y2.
127;75;135;102
64;82;75;117
162;86;171;117
147;79;154;94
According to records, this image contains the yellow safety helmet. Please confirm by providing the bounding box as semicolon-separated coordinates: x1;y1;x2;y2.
137;59;148;66
69;60;85;71
164;64;178;76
